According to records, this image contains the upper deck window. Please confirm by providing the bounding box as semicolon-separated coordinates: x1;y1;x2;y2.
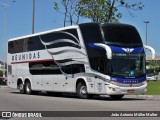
102;25;143;47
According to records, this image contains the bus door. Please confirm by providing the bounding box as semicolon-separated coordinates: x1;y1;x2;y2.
42;75;54;91
65;64;85;92
53;74;66;92
32;75;43;90
8;64;17;88
61;64;74;92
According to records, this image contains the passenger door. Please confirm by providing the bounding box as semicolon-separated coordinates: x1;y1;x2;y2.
53;75;65;92
32;75;43;90
42;75;54;91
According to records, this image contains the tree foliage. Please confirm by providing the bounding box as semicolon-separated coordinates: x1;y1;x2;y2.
53;0;144;26
53;0;81;26
147;61;160;74
79;0;144;23
0;70;3;77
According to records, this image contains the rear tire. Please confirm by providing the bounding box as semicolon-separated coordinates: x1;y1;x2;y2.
18;82;25;94
25;81;32;95
110;95;124;100
77;82;91;99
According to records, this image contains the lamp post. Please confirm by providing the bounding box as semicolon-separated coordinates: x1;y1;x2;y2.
0;2;10;78
32;0;35;34
144;21;150;45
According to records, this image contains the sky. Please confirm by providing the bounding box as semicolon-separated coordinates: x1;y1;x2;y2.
0;0;160;61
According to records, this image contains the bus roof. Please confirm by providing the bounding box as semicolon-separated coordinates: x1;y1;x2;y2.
9;22;135;42
8;25;79;42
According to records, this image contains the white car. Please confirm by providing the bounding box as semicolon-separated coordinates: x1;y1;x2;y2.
147;73;157;81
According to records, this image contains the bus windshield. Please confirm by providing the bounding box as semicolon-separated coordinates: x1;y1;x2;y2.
102;24;143;47
107;53;145;78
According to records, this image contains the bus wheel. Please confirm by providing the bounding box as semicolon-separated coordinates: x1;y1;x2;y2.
18;83;25;94
25;81;32;95
77;82;89;99
110;95;124;100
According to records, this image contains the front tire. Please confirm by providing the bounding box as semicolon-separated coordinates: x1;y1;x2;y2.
77;82;91;99
110;95;124;100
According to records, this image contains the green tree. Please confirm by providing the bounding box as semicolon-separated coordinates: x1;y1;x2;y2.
53;0;82;26
0;70;3;77
147;61;160;74
53;0;144;25
79;0;144;23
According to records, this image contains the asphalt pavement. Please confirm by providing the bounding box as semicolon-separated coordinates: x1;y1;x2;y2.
0;87;160;120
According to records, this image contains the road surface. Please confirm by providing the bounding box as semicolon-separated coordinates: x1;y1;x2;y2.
0;87;160;120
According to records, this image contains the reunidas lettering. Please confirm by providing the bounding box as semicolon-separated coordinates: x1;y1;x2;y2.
12;52;40;61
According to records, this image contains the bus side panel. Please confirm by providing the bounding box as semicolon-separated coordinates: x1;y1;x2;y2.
94;78;105;94
8;64;17;89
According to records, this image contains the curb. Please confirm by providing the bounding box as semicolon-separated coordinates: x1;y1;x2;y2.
126;95;160;99
0;85;8;88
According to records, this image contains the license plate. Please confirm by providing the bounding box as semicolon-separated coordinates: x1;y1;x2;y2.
127;89;135;93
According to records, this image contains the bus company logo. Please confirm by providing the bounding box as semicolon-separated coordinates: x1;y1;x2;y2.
97;82;102;86
97;82;102;92
122;48;134;53
12;52;40;62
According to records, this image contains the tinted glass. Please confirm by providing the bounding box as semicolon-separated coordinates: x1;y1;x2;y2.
29;61;61;75
8;38;29;53
8;29;79;54
61;64;85;74
79;23;107;73
102;25;143;47
107;53;145;78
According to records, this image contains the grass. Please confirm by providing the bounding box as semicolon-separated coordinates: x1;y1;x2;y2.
146;80;160;95
0;82;7;87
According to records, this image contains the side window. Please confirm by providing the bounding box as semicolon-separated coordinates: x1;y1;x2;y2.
29;61;61;75
28;36;44;51
40;29;80;49
80;24;103;43
8;41;14;53
72;64;85;74
61;64;85;74
80;24;107;74
8;39;27;54
8;29;79;54
89;57;107;74
8;65;12;75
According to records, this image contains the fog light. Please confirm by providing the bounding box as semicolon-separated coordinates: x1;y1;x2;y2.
109;87;116;91
112;88;116;91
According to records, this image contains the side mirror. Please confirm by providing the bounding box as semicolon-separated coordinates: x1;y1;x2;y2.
144;45;156;60
94;43;112;59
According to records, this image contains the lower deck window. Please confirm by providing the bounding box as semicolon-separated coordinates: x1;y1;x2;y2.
29;61;61;75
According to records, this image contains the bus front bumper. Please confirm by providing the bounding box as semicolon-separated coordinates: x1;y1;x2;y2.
105;83;147;95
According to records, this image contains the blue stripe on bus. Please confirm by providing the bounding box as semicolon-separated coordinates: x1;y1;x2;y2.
109;46;144;53
111;77;146;84
88;43;144;53
87;43;103;50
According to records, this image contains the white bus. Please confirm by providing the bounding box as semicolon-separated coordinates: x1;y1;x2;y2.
7;23;155;99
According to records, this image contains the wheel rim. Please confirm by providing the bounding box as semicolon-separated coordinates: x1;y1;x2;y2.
19;84;23;90
80;86;87;95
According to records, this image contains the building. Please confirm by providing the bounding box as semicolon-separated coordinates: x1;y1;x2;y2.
0;61;4;71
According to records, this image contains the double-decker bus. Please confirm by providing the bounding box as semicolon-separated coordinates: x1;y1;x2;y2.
7;23;155;99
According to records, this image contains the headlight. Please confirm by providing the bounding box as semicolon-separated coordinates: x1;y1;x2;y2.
141;81;147;85
110;80;118;85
